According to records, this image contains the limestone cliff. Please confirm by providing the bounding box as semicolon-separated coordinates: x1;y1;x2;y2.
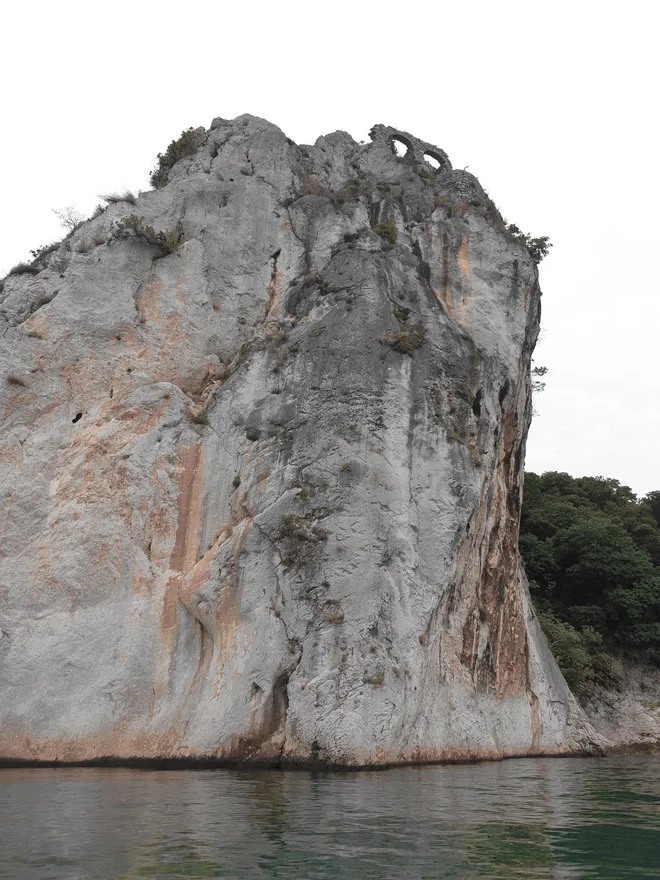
0;116;599;765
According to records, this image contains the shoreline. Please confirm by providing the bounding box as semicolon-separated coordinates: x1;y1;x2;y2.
7;745;658;773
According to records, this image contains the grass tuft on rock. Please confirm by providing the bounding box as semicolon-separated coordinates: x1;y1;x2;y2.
373;219;397;246
8;262;40;277
380;322;426;355
100;191;137;205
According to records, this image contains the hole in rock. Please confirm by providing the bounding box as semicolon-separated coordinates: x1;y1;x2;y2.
423;152;444;170
72;412;83;424
391;136;411;158
472;389;482;418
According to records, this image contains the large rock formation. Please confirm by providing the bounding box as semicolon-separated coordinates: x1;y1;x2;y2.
0;116;599;765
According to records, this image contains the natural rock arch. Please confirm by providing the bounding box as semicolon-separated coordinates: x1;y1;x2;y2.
390;134;413;158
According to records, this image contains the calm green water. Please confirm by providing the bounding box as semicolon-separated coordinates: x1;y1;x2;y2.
0;757;658;879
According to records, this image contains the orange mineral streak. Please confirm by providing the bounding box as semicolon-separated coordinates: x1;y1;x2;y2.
431;229;455;318
177;528;234;629
178;525;234;601
48;393;170;549
174;511;253;705
456;236;472;329
170;443;204;575
139;278;163;324
457;236;470;279
176;276;185;305
3;389;35;420
153;443;205;701
60;354;111;405
114;395;170;435
148;454;181;568
75;439;130;509
0;439;24;470
162;313;185;348
24;314;48;339
177;517;247;670
214;518;252;661
35;544;59;595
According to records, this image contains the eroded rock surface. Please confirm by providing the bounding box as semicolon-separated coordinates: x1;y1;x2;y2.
0;116;600;765
582;663;660;753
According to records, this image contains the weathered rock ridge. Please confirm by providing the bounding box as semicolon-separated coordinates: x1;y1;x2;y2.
0;116;600;765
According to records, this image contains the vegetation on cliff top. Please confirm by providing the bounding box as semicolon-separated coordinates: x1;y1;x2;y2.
150;127;203;189
521;472;660;693
507;225;552;264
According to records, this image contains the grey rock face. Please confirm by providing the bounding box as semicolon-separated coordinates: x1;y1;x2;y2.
0;116;600;765
582;662;660;752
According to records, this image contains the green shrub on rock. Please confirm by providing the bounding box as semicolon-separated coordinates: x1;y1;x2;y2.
279;514;329;544
150;127;203;189
380;322;426;355
506;224;552;263
110;214;183;257
29;242;60;261
536;608;620;694
373;219;397;246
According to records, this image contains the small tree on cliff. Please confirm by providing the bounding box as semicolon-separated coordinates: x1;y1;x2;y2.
507;224;552;263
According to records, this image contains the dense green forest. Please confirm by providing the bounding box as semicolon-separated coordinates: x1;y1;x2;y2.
520;472;660;694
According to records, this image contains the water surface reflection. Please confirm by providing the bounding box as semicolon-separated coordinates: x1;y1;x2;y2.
0;756;658;878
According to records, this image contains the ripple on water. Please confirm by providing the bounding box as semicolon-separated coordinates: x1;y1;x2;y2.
0;756;658;879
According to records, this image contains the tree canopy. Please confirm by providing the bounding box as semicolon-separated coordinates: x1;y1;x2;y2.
520;472;660;693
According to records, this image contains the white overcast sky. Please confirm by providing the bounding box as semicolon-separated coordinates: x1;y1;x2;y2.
2;1;658;496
